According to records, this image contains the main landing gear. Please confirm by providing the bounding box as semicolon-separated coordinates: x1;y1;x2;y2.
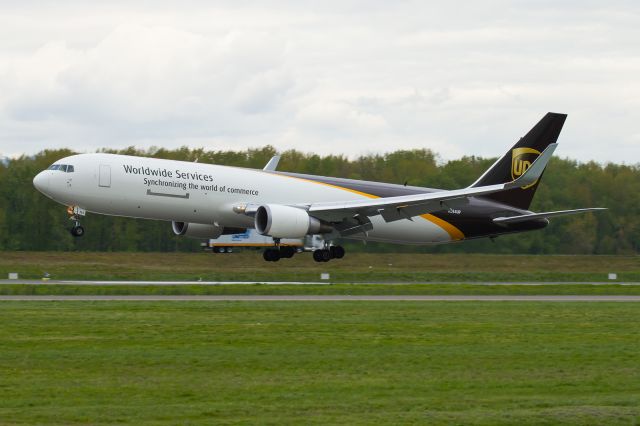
67;205;86;238
263;244;345;262
312;245;345;263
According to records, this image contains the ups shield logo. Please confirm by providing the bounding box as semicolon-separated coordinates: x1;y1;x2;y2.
511;147;541;189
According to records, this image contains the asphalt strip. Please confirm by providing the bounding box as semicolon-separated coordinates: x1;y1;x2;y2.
1;295;640;301
1;280;639;286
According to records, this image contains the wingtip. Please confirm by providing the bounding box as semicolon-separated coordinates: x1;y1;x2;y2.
505;143;557;189
263;155;282;171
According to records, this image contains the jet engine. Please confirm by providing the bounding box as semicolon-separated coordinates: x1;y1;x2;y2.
171;221;224;239
254;204;331;238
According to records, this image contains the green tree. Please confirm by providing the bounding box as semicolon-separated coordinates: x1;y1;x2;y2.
1;146;637;254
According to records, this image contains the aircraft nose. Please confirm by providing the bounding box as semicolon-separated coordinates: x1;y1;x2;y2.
33;172;49;193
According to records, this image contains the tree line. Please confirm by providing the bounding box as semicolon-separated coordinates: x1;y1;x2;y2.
0;146;637;254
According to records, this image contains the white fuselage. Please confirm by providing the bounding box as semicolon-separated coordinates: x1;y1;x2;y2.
33;153;459;244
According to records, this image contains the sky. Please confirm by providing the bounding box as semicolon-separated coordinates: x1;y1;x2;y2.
0;1;638;164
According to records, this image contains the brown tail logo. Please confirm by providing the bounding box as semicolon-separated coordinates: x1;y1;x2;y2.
511;147;541;189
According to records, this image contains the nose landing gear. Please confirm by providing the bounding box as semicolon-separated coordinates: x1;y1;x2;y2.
67;205;86;238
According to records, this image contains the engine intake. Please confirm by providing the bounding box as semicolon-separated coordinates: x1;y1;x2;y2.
254;204;331;238
171;221;224;239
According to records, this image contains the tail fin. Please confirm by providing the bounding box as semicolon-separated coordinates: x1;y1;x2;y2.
471;112;567;210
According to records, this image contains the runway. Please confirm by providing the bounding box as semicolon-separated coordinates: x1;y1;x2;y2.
0;280;638;286
1;295;640;301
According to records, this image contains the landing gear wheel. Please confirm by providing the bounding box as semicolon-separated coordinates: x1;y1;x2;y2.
70;225;85;237
263;248;281;262
321;249;332;262
280;246;296;258
313;249;332;262
330;246;345;259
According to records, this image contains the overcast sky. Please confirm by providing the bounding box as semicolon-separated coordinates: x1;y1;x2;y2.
0;1;638;164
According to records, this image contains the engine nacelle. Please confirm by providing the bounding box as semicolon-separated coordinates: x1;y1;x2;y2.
254;204;331;238
171;221;224;239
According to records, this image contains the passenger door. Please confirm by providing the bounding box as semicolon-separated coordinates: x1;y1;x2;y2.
99;164;111;188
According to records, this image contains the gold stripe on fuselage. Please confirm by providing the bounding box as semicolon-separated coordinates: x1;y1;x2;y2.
420;214;464;241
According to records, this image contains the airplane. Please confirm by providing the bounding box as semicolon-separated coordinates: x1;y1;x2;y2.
33;112;605;262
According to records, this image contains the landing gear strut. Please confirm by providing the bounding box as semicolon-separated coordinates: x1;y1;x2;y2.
67;205;86;238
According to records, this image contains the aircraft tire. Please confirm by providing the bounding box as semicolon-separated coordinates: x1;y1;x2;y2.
271;249;281;262
264;249;281;262
312;250;324;262
280;246;296;258
70;226;85;237
321;249;332;262
330;246;345;259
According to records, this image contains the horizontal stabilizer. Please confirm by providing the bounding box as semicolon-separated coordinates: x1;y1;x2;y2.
493;208;607;224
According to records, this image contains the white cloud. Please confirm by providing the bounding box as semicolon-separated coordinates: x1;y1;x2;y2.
0;1;638;165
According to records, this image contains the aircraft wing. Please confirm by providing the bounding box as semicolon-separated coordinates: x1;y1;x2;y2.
305;144;558;224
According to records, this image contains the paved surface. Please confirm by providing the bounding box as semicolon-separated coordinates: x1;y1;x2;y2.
1;295;640;301
0;279;329;285
0;280;638;286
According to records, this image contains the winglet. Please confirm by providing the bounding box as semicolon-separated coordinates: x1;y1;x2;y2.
505;143;557;189
263;155;281;171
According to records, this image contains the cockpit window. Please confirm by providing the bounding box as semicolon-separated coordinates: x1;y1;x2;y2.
47;164;74;172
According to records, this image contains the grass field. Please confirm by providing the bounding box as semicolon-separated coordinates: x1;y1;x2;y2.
1;301;639;425
1;252;639;282
3;283;640;296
